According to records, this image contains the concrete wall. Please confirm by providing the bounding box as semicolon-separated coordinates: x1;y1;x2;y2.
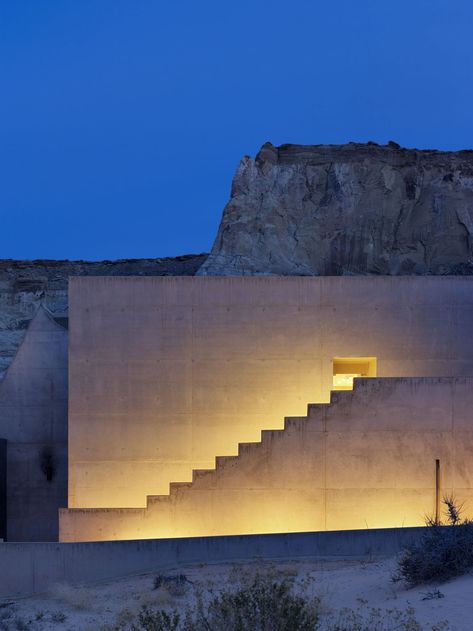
61;376;473;541
0;526;427;599
68;276;473;512
0;307;68;541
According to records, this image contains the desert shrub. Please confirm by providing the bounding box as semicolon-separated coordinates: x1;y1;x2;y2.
52;610;67;623
193;574;319;631
116;607;136;627
327;605;448;631
395;496;473;586
132;574;319;631
133;606;181;631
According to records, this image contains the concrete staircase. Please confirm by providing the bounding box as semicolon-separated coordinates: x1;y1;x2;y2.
59;389;351;541
60;378;461;542
146;405;332;506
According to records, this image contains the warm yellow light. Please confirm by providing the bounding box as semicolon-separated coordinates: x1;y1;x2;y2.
333;373;360;389
332;357;377;390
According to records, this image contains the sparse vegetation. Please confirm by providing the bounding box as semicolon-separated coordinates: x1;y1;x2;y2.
0;559;457;630
326;605;449;631
132;574;320;630
199;574;319;631
395;496;473;586
133;606;181;631
51;610;67;623
116;607;136;627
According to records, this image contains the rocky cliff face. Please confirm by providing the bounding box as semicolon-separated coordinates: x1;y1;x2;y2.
0;255;206;379
198;142;473;276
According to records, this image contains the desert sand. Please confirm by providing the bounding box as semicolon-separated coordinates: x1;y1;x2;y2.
0;557;470;630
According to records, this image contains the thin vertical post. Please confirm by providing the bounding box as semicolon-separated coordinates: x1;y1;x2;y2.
435;459;440;524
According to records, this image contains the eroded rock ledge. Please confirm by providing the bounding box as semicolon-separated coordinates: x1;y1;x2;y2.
198;141;473;276
0;254;207;378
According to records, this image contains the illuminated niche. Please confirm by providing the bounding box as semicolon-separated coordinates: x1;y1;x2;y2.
332;357;377;390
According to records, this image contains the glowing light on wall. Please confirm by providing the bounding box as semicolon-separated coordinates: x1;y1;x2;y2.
332;357;377;390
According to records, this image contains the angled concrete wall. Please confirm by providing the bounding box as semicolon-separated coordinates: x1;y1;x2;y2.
61;377;473;541
0;307;68;541
68;276;473;513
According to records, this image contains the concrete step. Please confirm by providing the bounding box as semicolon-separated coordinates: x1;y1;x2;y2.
260;427;285;444
215;454;240;468
329;389;355;404
146;494;171;507
307;403;329;418
283;416;308;430
192;468;216;483
238;441;263;457
169;481;193;496
146;395;347;505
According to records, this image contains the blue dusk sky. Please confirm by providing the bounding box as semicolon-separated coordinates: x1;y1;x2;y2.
1;0;472;260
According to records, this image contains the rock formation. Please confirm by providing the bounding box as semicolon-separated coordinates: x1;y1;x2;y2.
5;141;473;375
198;142;473;276
0;255;206;379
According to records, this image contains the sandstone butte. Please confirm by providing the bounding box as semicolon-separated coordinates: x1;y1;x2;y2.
199;141;473;276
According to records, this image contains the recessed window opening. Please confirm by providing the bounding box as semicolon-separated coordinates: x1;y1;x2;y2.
332;357;377;390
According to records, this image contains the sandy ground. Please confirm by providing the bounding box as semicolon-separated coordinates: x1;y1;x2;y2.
0;557;471;630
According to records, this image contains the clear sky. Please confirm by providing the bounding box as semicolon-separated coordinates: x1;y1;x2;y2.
1;0;472;260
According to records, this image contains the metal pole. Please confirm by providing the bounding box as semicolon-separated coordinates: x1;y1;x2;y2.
435;459;440;524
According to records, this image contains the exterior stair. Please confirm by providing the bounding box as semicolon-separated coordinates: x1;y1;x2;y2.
60;377;459;542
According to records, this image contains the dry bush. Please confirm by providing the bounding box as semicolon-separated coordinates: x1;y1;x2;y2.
199;574;320;631
132;574;320;631
116;607;136;627
395;496;473;586
326;605;449;631
133;606;181;631
51;610;67;623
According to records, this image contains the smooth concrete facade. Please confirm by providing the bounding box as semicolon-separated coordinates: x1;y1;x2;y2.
61;376;473;541
0;308;68;541
0;526;428;599
67;276;473;514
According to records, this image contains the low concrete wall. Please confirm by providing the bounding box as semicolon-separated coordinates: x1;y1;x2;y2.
0;526;425;600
